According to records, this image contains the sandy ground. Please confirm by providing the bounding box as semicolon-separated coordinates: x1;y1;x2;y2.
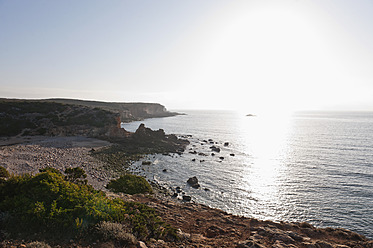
0;136;113;190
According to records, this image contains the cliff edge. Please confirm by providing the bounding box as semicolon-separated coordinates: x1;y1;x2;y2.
44;98;179;122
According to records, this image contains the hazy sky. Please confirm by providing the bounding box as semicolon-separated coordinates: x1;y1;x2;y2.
1;0;373;113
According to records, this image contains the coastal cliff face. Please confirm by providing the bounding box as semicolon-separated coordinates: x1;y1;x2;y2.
44;98;179;122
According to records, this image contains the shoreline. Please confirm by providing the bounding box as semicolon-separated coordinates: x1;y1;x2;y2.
1;136;372;247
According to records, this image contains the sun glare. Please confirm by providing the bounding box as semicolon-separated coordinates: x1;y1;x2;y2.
204;5;330;114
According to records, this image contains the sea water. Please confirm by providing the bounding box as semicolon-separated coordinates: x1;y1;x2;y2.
122;110;373;238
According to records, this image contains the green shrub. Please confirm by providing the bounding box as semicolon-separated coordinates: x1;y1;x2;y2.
107;174;153;195
0;166;10;178
0;170;176;242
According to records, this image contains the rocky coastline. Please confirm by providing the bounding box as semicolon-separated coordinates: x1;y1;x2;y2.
0;100;372;247
1;136;372;247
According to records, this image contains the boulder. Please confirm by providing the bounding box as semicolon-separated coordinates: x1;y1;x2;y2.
182;195;192;201
210;146;221;153
187;176;200;189
224;142;229;146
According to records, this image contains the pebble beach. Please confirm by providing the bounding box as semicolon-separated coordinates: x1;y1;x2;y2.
0;136;113;191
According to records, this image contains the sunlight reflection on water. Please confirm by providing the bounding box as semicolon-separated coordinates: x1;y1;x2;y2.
123;111;373;238
235;114;294;220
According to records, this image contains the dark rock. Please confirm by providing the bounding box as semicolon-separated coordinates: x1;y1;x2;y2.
200;160;205;163
219;157;224;160
287;231;304;241
142;161;152;165
210;146;221;153
224;142;229;146
204;188;210;191
172;193;178;198
189;151;197;154
205;225;225;238
192;159;196;162
211;153;215;156
182;195;192;201
187;176;200;189
198;152;207;156
162;169;167;172
176;186;182;193
230;153;235;156
315;241;333;248
237;240;265;248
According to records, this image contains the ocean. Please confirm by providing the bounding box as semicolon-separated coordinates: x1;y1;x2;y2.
122;110;373;238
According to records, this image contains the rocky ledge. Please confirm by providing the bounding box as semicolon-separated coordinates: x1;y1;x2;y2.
123;194;372;248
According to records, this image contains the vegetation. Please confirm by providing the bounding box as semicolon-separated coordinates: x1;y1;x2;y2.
0;166;10;178
0;167;177;244
0;99;117;136
107;174;153;195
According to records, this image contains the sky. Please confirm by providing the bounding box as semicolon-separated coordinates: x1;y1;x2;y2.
1;0;373;113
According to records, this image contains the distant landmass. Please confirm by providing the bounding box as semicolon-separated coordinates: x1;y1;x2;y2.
0;98;179;138
44;98;179;122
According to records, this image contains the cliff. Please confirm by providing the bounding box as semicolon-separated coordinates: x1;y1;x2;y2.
44;98;179;122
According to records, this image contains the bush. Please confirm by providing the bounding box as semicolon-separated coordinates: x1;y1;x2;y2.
0;170;176;242
95;221;137;246
107;174;153;195
0;166;9;178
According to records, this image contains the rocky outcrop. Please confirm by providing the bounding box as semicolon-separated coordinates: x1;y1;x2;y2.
112;123;189;154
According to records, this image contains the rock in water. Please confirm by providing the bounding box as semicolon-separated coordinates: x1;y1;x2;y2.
187;176;200;189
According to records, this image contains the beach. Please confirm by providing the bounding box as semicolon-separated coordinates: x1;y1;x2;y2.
0;136;112;191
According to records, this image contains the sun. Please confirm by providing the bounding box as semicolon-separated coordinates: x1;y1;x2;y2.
202;4;328;114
